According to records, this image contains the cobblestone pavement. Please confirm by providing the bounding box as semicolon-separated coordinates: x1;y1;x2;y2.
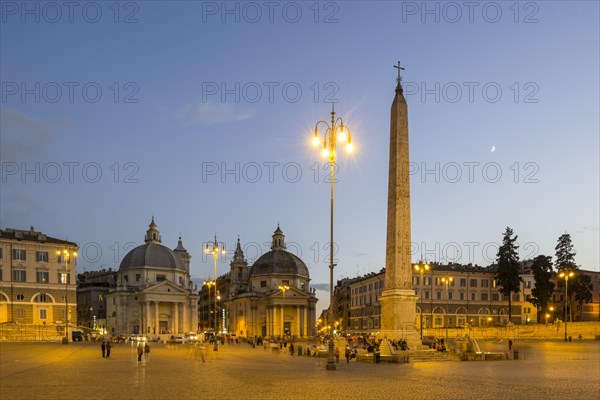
1;340;598;400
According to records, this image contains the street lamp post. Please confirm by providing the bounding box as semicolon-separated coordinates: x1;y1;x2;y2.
205;236;226;351
311;106;353;371
441;276;453;339
203;280;215;336
414;261;430;340
278;285;290;338
56;248;77;344
558;271;574;341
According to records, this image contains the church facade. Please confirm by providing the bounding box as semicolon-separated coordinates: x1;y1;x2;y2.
218;226;318;339
105;219;199;336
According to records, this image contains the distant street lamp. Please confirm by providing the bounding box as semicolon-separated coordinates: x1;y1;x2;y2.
203;280;215;335
558;271;574;341
278;285;290;338
441;276;453;339
311;106;354;371
205;236;226;351
57;248;77;344
414;261;431;339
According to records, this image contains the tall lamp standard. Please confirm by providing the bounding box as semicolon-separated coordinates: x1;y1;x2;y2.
278;285;290;338
441;276;453;339
558;271;574;341
203;280;215;336
311;106;354;371
414;261;430;340
205;236;226;351
57;248;77;344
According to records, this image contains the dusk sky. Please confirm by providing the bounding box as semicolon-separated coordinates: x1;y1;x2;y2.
1;1;598;311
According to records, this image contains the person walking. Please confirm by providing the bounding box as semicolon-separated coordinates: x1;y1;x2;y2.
345;346;351;364
335;347;340;363
508;339;513;351
144;343;150;363
137;343;144;363
101;341;106;358
106;341;111;358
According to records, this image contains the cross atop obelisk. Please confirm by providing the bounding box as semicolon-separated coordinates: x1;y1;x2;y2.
393;61;405;92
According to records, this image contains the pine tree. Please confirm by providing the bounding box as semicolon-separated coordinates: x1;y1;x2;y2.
530;255;555;323
555;233;577;272
494;227;521;324
555;233;579;321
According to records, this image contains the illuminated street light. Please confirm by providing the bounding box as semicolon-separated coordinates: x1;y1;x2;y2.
278;285;290;338
56;248;77;344
558;271;575;342
414;261;431;340
311;105;354;371
204;280;216;336
441;275;453;339
205;235;226;351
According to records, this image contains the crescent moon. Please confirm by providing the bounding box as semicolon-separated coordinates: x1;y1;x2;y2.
491;145;496;153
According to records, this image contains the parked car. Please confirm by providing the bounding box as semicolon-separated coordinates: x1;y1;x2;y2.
169;335;184;343
71;331;83;342
184;332;198;343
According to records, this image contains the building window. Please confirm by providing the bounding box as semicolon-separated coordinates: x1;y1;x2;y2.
460;278;467;287
525;281;531;289
136;274;141;282
123;275;129;282
13;249;26;261
471;292;476;300
156;275;166;282
412;276;419;285
424;291;430;299
424;277;431;286
448;292;453;300
481;279;489;288
0;248;2;259
13;270;26;282
16;294;24;301
436;292;442;300
470;279;477;287
36;294;49;303
481;293;489;301
36;271;49;283
492;293;499;301
0;269;3;281
282;279;289;285
375;281;378;289
179;276;183;285
36;251;49;262
16;308;24;319
260;280;267;288
460;292;465;300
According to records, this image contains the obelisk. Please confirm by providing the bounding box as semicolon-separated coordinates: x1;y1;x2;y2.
379;62;420;348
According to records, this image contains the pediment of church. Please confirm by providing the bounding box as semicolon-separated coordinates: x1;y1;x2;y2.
141;280;190;295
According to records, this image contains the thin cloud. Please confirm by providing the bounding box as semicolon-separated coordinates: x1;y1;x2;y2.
175;100;256;126
0;108;67;162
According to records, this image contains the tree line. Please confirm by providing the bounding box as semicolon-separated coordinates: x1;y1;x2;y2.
493;227;594;324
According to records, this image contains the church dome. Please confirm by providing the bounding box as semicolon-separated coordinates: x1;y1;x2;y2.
119;243;186;271
250;250;309;278
119;218;186;272
249;226;309;278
